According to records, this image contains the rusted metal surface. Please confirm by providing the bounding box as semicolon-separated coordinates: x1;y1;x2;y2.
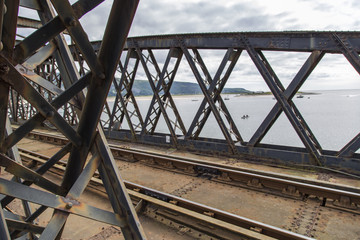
2;1;360;239
0;0;146;239
16;139;313;240
88;32;360;175
24;129;360;212
8;32;360;175
15;134;360;239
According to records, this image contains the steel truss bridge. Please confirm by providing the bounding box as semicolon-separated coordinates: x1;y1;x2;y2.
1;0;360;239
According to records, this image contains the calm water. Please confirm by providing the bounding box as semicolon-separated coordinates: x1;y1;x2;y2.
107;89;360;152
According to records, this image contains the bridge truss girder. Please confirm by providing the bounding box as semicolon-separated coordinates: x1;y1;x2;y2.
94;32;360;175
9;29;360;177
3;2;360;237
1;0;146;239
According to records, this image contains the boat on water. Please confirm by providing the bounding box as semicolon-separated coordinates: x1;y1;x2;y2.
297;95;304;98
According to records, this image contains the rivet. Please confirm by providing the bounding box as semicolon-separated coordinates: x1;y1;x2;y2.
0;64;9;75
66;17;77;27
65;202;73;209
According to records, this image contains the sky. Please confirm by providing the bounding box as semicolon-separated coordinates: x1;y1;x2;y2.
20;0;360;91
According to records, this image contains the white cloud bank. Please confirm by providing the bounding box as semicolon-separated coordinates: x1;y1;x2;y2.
20;0;360;91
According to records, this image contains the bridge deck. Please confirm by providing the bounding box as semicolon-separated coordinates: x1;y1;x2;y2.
14;128;360;239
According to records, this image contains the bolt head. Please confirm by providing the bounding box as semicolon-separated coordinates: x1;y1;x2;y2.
65;202;73;209
0;64;9;75
66;17;77;27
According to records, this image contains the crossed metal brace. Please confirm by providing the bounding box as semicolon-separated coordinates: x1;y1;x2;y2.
0;0;146;239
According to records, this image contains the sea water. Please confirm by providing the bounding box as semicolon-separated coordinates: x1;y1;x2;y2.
106;89;360;152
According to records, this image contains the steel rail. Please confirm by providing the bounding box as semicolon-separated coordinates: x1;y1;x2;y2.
17;148;313;240
23;129;360;210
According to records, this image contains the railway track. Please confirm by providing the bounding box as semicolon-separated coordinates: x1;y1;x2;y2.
25;130;360;212
18;146;310;240
13;129;360;239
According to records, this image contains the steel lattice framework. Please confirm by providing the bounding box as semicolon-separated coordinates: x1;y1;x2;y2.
9;31;360;177
90;32;360;176
0;0;147;239
3;0;360;238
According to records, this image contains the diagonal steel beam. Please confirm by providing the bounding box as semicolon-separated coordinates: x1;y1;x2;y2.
3;75;89;151
13;0;104;63
8;219;44;237
0;153;65;195
137;48;183;145
95;129;145;239
332;34;360;157
22;42;57;70
186;48;243;144
339;134;360;158
241;36;324;165
38;153;107;239
2;1;146;238
0;56;82;147
1;143;72;206
181;45;240;153
109;51;144;137
49;0;104;79
148;48;186;135
58;0;146;238
248;51;325;146
141;48;186;137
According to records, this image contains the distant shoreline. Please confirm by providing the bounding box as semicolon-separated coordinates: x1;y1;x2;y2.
107;91;320;101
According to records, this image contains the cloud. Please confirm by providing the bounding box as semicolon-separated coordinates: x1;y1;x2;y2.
19;0;360;91
313;3;334;11
77;0;359;39
128;1;282;36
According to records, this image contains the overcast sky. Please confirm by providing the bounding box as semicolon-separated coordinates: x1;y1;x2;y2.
21;0;360;91
81;0;360;38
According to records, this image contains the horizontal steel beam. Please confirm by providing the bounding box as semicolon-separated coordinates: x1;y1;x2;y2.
87;31;360;53
106;130;360;176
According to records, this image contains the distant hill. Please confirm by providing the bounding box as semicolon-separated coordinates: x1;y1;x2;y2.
109;80;252;96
